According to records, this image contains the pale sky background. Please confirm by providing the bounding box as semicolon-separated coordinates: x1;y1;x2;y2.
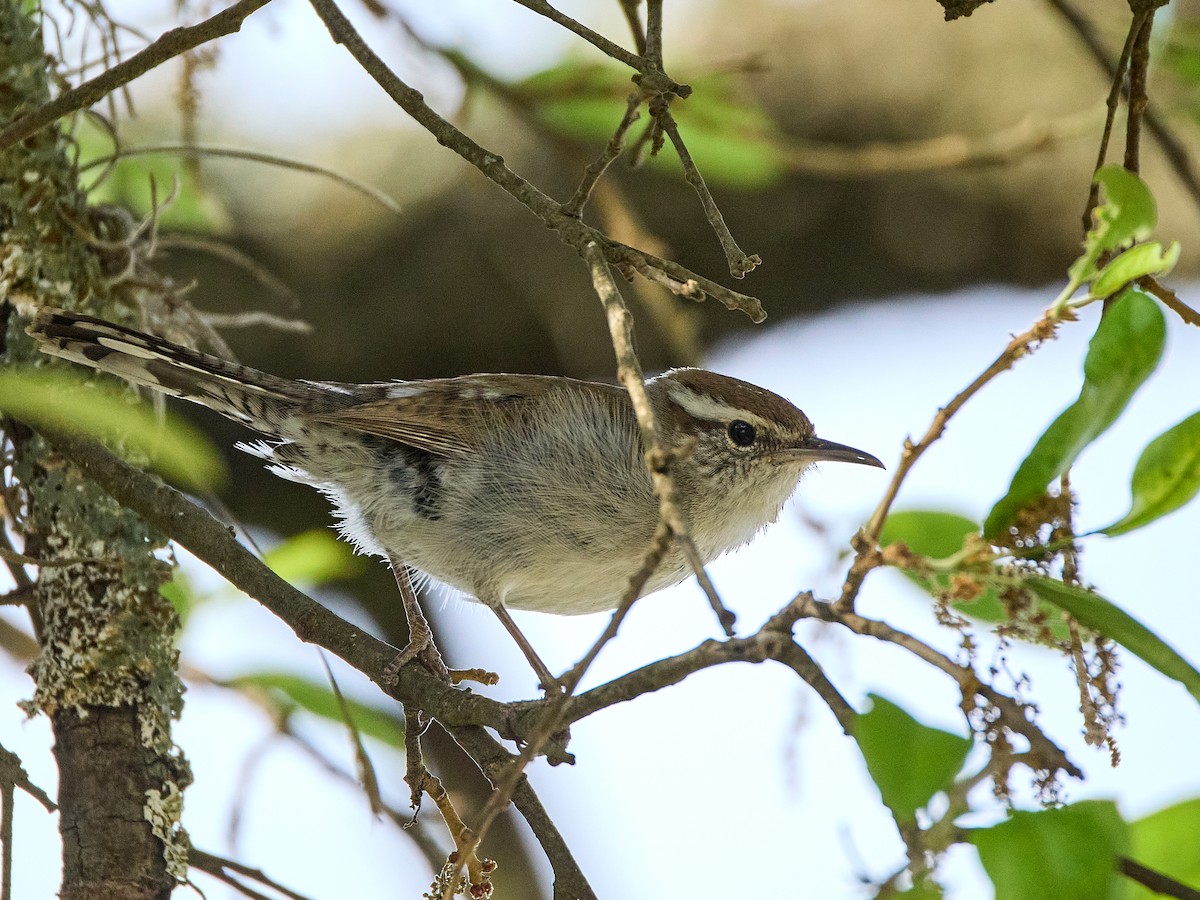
6;1;1200;897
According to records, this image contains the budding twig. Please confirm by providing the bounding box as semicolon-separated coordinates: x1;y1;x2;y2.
836;309;1059;613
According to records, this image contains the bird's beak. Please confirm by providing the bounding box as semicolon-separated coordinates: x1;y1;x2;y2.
772;436;885;469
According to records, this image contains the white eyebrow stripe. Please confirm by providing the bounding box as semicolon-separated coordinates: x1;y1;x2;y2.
667;385;772;428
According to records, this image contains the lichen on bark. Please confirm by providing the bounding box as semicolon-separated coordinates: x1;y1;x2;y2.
1;2;192;895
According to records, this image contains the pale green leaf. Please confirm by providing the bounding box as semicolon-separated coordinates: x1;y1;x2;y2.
1069;166;1157;284
262;529;363;587
1024;576;1200;703
520;62;788;189
984;291;1165;537
855;694;972;824
1125;798;1200;899
0;368;226;491
1090;241;1180;298
971;801;1128;900
228;671;404;748
1102;412;1200;537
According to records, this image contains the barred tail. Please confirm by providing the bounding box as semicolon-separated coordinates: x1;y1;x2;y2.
26;308;312;433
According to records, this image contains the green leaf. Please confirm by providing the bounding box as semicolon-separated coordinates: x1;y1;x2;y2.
971;801;1128;900
228;671;405;748
898;877;944;899
0;368;226;491
880;511;1069;640
76;121;229;233
1090;241;1180;298
1125;798;1200;899
879;510;1004;616
984;291;1165;538
1090;166;1157;247
1023;576;1200;703
1069;166;1157;284
664;84;790;189
855;694;972;824
880;510;981;559
262;529;363;587
520;62;788;189
1101;412;1200;537
159;574;199;626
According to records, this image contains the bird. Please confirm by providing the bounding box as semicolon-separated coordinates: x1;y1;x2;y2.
27;307;883;688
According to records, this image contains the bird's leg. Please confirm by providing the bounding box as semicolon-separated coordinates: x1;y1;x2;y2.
488;602;562;694
383;559;450;683
383;561;499;687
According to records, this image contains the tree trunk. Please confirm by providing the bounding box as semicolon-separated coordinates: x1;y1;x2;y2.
1;5;189;896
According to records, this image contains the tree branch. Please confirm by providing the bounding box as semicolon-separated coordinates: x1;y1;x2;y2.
38;427;511;731
508;0;645;71
0;0;272;152
304;0;765;321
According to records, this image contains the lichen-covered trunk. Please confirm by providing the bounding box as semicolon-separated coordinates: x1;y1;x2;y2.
1;5;189;897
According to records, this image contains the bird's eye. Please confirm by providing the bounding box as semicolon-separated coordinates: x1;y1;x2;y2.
728;419;757;447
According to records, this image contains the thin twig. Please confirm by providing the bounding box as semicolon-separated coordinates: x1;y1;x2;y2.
421;771;495;900
586;242;735;635
1118;857;1200;900
1138;276;1200;327
1047;0;1200;220
189;847;314;900
794;595;1081;779
508;0;645;71
0;532;35;594
618;0;647;56
643;0;663;68
304;0;765;321
446;725;598;900
281;726;446;872
80;143;404;218
836;309;1060;612
0;0;272;152
559;594;858;737
1123;10;1155;175
613;241;765;321
561;93;642;218
197;310;313;333
158;235;302;310
776;641;858;736
403;704;427;811
651;100;761;278
0;743;56;900
629;4;756;279
0;782;10;900
1080;6;1145;231
460;244;742;874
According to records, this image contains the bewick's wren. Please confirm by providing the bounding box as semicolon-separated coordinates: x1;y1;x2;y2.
28;308;882;687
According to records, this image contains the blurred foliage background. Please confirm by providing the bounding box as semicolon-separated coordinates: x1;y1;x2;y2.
28;1;1200;894
90;0;1200;606
75;0;1200;685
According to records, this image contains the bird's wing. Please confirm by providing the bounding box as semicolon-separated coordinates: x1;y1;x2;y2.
305;374;625;457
